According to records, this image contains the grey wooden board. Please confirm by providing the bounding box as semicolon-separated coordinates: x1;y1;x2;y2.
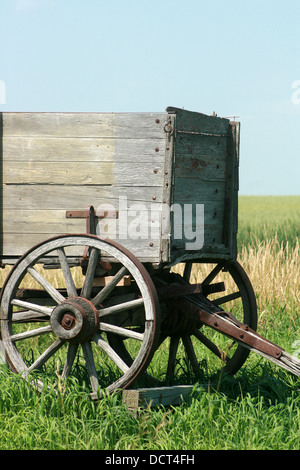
2;112;166;138
3;184;164;208
166;106;230;135
122;385;195;411
3;137;166;162
3;161;165;186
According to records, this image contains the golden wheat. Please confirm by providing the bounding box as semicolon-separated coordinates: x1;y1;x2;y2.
238;237;299;312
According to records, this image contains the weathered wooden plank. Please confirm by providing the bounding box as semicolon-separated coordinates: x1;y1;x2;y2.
122;385;195;412
3;208;163;238
2;233;161;261
174;132;227;180
3;112;167;138
3;184;165;209
3;161;114;185
175;132;228;157
3;136;166;162
167;106;230;135
3;209;86;234
174;154;226;179
172;177;225;202
3;160;164;186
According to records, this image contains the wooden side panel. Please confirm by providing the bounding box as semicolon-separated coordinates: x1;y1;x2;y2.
168;107;238;261
1;112;168;262
222;121;240;259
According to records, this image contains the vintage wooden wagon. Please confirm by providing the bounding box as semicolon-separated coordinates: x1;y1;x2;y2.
0;107;299;400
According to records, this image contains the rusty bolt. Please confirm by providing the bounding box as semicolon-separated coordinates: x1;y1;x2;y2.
153;169;158;174
61;313;76;330
155;119;160;123
152;195;156;200
155;147;160;152
149;242;154;247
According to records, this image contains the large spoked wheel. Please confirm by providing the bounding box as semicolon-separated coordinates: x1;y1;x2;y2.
0;235;160;398
156;260;257;382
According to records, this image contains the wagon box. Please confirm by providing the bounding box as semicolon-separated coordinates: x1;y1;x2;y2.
0;106;239;265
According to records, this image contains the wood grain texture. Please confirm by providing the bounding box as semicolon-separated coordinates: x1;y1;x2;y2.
1;112;168;261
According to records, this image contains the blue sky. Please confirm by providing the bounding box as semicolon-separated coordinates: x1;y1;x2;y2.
1;0;300;195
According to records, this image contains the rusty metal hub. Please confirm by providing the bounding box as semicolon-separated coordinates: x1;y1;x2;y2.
50;297;99;343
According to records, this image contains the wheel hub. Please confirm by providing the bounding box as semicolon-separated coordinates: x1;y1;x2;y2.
50;297;99;343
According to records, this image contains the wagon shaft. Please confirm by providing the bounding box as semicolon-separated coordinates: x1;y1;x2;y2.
173;295;300;377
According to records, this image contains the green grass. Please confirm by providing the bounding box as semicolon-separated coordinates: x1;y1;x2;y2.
238;195;300;250
0;364;299;450
0;195;299;450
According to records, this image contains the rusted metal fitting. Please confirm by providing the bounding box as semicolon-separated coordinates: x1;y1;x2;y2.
61;313;77;330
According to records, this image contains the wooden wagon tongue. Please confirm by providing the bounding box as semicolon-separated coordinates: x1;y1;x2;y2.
158;284;300;378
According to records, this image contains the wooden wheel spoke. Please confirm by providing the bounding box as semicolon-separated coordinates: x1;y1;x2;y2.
10;325;52;342
193;328;229;363
92;266;128;307
98;297;144;318
28;338;65;372
213;291;241;306
99;322;144;341
183;262;192;282
57;247;78;297
182;335;200;375
166;336;180;379
82;341;99;393
93;333;130;374
202;263;224;286
62;343;79;379
11;299;53;316
81;247;100;299
27;267;65;304
12;311;50;323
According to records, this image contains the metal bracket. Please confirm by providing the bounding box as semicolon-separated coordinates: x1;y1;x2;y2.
66;206;119;235
66;206;119;262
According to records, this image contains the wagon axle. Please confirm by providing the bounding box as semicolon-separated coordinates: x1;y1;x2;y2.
61;313;76;330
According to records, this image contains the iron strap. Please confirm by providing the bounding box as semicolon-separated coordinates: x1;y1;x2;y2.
176;298;283;359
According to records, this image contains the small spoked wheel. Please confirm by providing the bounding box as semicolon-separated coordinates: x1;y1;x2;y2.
156;260;258;382
0;235;160;398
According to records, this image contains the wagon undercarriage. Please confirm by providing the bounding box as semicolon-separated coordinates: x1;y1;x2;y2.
1;234;299;400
